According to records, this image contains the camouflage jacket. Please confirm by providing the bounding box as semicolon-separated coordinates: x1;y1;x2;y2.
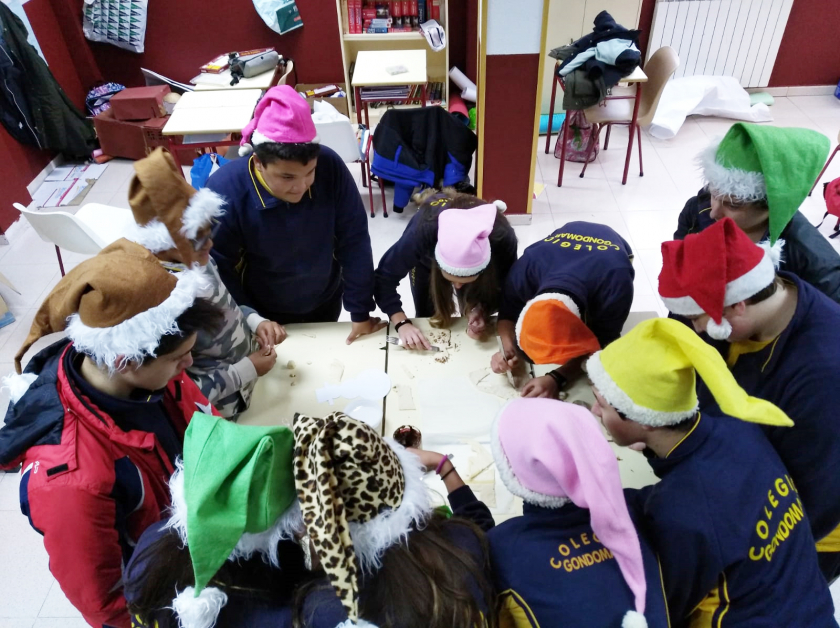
162;259;264;419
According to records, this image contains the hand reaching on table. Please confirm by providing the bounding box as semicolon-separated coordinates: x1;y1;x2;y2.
521;375;559;399
249;346;277;376
256;321;287;354
346;317;388;345
397;322;432;350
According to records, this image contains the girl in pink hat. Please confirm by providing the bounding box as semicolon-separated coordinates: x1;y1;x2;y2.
374;194;517;349
488;398;669;628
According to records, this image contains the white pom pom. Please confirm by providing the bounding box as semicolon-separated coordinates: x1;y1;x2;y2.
706;317;733;340
2;372;38;405
171;586;228;628
493;199;507;213
622;610;648;628
334;621;380;628
759;238;785;269
238;143;254;157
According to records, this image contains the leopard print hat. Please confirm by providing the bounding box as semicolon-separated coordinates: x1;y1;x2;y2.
293;412;431;624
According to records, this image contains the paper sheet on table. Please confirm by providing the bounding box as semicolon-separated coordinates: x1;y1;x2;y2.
32;181;74;207
417;376;503;446
649;75;773;140
59;179;89;206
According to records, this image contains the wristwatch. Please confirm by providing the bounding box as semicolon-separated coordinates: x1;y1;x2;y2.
394;319;412;333
547;370;568;392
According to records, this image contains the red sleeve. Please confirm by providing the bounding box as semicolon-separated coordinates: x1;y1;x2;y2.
30;485;131;628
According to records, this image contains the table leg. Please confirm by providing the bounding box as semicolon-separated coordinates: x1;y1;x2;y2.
545;74;558;154
167;137;185;177
623;84;643;185
637;124;644;177
355;86;363;125
557;114;570;187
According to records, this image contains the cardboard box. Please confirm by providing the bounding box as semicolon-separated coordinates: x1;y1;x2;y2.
295;83;349;118
109;85;170;121
94;109;184;161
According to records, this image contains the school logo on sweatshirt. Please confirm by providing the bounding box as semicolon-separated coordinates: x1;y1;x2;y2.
549;532;615;572
749;475;806;562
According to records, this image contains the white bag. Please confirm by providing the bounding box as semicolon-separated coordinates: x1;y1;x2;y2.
253;0;303;36
82;0;147;54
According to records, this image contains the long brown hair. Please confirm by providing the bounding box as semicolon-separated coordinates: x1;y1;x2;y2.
424;194;515;329
293;514;496;628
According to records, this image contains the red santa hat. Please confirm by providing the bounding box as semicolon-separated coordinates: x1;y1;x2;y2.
658;218;782;340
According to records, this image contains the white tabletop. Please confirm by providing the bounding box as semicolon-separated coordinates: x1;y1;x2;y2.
239;322;388;428
162;89;263;135
351;49;427;87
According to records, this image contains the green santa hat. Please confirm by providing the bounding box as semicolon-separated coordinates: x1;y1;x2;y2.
699;123;830;244
166;412;302;628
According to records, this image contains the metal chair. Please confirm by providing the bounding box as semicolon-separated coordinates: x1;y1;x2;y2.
13;202;137;275
557;47;679;186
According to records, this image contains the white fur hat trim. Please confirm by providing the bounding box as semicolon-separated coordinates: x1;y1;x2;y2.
586;351;697;427
171;586;228;628
2;372;38;405
434;248;491;277
349;438;432;574
623;610;648;628
490;403;570;509
165;459;305;569
698;139;766;202
66;267;209;371
130;189;226;253
660;241;781;317
251;128;321;147
335;620;380;627
515;292;580;351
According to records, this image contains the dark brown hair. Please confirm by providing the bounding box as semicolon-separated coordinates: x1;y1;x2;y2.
745;276;783;306
126;528;308;627
293;514;496;628
254;142;321;166
425;195;515;329
149;298;224;361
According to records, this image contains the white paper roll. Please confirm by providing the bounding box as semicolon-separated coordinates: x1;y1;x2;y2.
449;66;477;93
461;86;477;102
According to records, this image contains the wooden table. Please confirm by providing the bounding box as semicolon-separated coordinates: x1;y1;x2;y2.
238;321;388;428
546;64;648;186
161;89;264;170
237;313;660;523
350;49;428;129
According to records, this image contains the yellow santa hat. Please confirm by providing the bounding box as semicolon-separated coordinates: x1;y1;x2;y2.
586;318;792;428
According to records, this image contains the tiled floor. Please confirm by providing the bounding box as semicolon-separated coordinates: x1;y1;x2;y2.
1;95;840;625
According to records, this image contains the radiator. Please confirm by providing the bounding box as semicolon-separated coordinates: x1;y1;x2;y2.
647;0;794;87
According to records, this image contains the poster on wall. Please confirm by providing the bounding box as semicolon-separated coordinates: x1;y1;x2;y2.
253;0;303;36
82;0;147;53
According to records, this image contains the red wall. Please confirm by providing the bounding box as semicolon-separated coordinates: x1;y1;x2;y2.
769;0;840;87
0;128;53;232
482;54;541;214
77;0;345;87
638;0;840;87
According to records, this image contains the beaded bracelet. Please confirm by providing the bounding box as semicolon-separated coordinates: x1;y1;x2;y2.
436;454;453;474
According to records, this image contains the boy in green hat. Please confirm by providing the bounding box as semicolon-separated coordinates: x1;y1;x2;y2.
674;122;840;303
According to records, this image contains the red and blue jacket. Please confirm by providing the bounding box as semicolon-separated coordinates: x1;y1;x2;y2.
0;339;218;628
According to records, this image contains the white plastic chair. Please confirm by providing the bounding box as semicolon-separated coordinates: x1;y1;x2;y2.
13;202;137;276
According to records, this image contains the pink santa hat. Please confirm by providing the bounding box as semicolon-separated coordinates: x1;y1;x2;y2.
239;85;320;156
433;204;498;276
491;398;648;628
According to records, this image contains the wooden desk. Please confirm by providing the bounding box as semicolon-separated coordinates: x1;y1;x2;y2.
546;63;648;186
238;321;388;428
350;50;428;129
162;89;263;170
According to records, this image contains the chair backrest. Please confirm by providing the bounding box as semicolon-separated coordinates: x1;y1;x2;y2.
315;120;361;163
638;46;680;127
13;203;107;255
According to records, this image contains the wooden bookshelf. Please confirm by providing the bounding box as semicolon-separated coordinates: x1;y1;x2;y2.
335;0;449;121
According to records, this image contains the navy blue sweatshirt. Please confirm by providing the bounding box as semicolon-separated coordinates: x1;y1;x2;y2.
487;501;669;628
374;200;518;317
698;273;840;542
125;486;492;628
499;222;634;347
629;414;835;628
207;148;376;322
